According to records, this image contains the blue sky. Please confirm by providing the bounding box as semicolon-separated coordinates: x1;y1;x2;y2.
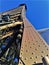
0;0;49;29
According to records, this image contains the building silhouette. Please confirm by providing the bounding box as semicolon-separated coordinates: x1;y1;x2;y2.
0;4;49;65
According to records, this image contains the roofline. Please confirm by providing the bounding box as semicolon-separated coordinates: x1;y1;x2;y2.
0;4;27;14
